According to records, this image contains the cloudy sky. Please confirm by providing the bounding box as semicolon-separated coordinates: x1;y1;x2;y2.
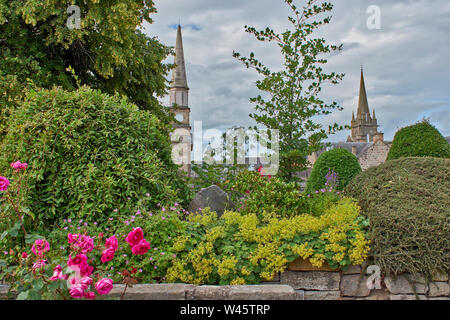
143;0;450;142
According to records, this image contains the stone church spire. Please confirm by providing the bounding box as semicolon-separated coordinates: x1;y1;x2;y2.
357;67;370;119
171;25;188;89
349;67;379;143
170;25;189;107
169;24;191;176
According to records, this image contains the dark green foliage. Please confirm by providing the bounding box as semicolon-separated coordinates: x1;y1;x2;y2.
0;72;25;139
306;148;362;193
0;0;174;140
0;86;192;228
387;120;450;160
345;157;450;278
190;163;242;194
222;169;340;218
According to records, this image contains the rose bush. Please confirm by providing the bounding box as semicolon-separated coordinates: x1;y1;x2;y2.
0;222;158;299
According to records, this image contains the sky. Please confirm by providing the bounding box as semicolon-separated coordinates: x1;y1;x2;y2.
143;0;450;142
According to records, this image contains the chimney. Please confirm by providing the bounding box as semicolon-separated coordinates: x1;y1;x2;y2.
352;146;357;156
373;132;384;143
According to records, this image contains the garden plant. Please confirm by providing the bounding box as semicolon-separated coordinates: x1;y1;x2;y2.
1;161;371;299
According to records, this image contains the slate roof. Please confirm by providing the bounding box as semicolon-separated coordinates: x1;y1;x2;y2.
316;142;369;158
314;140;393;159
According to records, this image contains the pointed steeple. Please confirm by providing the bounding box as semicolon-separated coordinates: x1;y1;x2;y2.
350;66;379;143
372;109;376;120
171;25;188;89
357;66;370;118
352;111;355;122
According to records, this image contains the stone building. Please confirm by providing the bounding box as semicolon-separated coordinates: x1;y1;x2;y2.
169;25;192;175
320;135;392;171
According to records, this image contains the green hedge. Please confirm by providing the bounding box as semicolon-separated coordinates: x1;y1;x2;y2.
306;148;362;193
0;86;191;228
387;120;450;160
345;157;450;278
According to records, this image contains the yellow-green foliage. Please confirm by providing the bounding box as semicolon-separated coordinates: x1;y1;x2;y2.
166;199;370;285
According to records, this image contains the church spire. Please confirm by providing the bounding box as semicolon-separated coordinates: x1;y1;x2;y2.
171;25;188;89
350;66;379;143
357;66;370;118
169;24;191;176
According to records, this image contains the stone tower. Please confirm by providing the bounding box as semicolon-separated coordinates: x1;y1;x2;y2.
348;67;379;143
169;25;192;175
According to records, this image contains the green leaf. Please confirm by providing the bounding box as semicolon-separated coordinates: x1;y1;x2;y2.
32;279;44;291
28;290;42;300
48;280;60;291
16;291;29;300
0;231;7;241
25;234;43;244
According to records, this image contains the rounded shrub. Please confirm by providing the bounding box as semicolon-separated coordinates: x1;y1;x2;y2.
345;157;450;278
0;86;191;227
387;120;450;160
306;148;362;193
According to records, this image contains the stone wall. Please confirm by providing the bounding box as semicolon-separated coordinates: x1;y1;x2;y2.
271;259;450;300
1;260;449;300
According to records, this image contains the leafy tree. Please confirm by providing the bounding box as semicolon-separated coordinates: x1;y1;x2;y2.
233;0;345;181
0;0;174;136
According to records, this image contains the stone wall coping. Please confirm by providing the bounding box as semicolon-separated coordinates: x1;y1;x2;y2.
1;269;449;300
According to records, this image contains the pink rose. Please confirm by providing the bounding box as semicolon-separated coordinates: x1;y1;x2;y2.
105;235;118;251
49;265;68;281
80;277;93;289
10;161;28;172
69;284;85;299
101;247;115;263
79;263;94;277
31;239;50;257
21;252;28;259
125;228;144;247
68;234;94;253
50;272;68;281
32;260;47;273
0;176;10;192
95;278;113;295
67;254;88;273
69;276;81;287
76;235;94;254
84;291;96;300
131;238;151;255
67;233;76;244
